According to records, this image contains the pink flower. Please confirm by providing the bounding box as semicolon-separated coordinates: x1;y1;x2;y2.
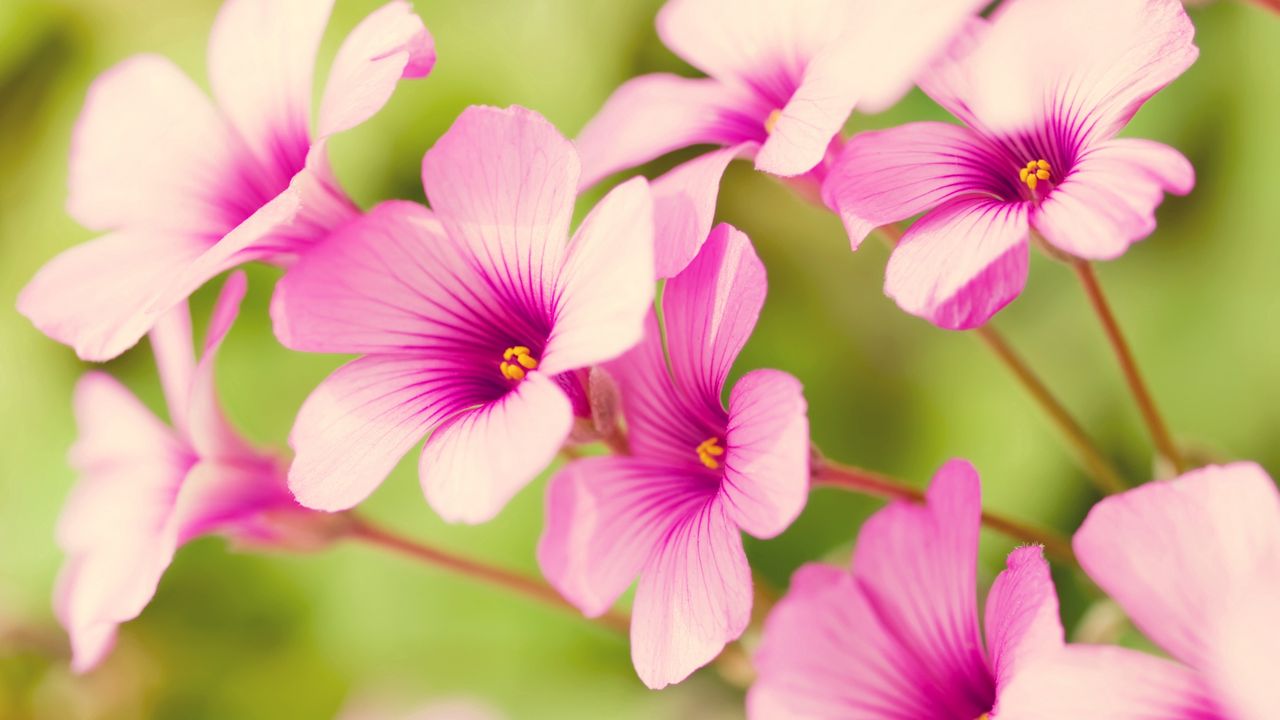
18;0;434;361
575;0;982;278
997;463;1280;719
749;459;1064;718
538;224;810;689
273;105;655;524
823;0;1198;330
55;273;310;673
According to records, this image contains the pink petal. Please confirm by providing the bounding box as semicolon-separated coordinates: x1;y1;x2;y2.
317;0;435;138
149;301;196;434
920;0;1197;139
984;546;1064;696
663;224;766;407
419;373;573;524
1073;462;1280;673
884;198;1029;330
186;272;255;460
749;564;947;718
822;122;1005;250
993;645;1225;719
650;143;754;278
56;373;191;672
721;369;809;539
655;0;846;94
421;106;578;314
852;458;995;718
67;54;244;236
541;177;654;376
1206;578;1280;720
575;74;755;190
1033;138;1195;260
630;498;751;689
287;355;487;512
607;313;716;462
207;0;330;179
272;200;475;354
538;456;716;617
17;231;208;361
170;459;292;544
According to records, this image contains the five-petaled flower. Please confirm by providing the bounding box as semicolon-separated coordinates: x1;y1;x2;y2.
19;0;434;361
997;462;1280;719
539;224;810;689
823;0;1198;330
574;0;984;278
749;459;1064;719
273;105;656;524
56;273;317;673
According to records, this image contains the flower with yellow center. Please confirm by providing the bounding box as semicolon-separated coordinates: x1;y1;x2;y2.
499;345;539;382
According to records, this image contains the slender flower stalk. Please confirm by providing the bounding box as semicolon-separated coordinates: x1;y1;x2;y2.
344;515;631;634
811;454;1076;564
876;225;1129;495
1072;261;1188;475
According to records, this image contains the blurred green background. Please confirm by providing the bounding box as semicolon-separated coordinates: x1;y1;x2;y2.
2;0;1278;717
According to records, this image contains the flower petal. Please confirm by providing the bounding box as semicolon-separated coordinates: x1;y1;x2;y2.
1205;578;1280;720
749;564;946;719
67;54;245;236
884;198;1029;330
272;201;499;355
1073;462;1280;672
608;313;715;463
984;546;1064;695
421;105;578;316
575;74;759;191
18;231;208;361
287;355;486;512
631;497;751;689
186;272;255;460
722;369;809;539
539;456;715;617
148;301;196;434
317;0;435;138
1033;138;1195;260
851;458;995;718
207;0;331;179
419;372;573;524
993;645;1225;719
920;0;1197;139
663;224;766;409
822;121;1006;250
650;143;754;278
56;373;190;672
541;177;654;376
655;0;846;96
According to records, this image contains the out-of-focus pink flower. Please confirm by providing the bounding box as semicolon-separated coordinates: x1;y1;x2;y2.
538;225;809;689
273;105;655;524
997;463;1280;719
824;0;1198;330
18;0;435;361
54;273;314;673
749;459;1064;718
575;0;982;278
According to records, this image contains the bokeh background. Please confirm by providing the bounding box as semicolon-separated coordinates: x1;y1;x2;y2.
2;0;1278;717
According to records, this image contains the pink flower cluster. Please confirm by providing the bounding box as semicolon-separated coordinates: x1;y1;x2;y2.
19;0;1277;717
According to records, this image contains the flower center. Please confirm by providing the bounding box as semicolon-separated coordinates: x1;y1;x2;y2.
1019;159;1051;191
695;436;725;470
764;108;782;134
500;345;539;382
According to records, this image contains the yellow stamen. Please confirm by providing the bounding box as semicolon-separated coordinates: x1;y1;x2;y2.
500;346;538;381
696;437;725;470
1021;159;1051;191
764;108;782;134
